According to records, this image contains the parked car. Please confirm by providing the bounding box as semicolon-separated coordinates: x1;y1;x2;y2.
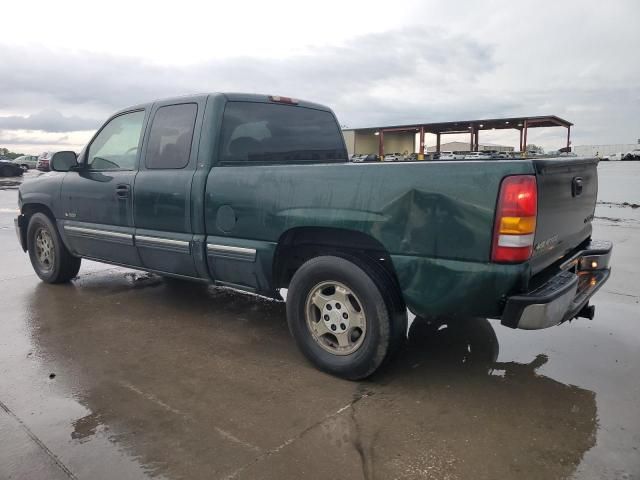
623;149;640;160
351;154;380;162
15;92;612;380
0;159;25;177
494;151;513;159
382;152;404;162
464;151;493;160
36;151;55;171
13;155;39;170
601;153;621;161
438;151;465;160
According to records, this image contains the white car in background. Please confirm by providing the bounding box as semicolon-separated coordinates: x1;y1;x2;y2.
12;155;39;170
463;151;493;160
383;153;404;162
438;151;465;160
603;152;623;161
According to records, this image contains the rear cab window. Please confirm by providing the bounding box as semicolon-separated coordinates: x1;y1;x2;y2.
145;103;198;169
219;102;347;165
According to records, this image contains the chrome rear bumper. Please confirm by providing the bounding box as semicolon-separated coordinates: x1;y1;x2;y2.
501;240;612;330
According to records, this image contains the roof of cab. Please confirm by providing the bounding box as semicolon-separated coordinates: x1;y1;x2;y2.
220;93;332;112
113;93;333;116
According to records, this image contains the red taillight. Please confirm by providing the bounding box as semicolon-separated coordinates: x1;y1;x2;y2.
491;175;537;263
268;95;298;105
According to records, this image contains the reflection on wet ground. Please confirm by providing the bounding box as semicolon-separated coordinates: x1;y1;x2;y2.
0;270;633;480
0;163;639;480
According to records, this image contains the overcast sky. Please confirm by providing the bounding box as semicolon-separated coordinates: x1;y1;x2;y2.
1;0;638;154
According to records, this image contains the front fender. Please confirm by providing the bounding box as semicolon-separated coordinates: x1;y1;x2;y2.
18;172;65;218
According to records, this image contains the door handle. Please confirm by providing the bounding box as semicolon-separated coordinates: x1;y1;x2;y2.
572;177;583;197
116;184;130;199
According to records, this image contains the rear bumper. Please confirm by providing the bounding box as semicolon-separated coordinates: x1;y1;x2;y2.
501;240;612;330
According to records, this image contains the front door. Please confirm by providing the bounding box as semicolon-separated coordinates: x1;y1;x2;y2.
60;109;146;266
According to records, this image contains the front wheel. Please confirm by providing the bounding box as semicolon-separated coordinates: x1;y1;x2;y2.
286;255;399;380
27;213;81;283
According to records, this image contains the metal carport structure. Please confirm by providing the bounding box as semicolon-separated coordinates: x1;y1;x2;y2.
343;115;573;159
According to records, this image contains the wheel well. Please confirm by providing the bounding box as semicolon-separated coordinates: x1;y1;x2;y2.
22;203;56;223
273;227;402;296
17;203;56;251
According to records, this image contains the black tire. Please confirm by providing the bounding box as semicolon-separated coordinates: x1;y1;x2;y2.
286;255;400;380
20;164;29;171
27;213;81;283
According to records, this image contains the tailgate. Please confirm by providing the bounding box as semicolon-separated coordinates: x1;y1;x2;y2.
530;158;598;275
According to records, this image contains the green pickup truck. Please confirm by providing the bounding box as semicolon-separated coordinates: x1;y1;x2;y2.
15;93;612;379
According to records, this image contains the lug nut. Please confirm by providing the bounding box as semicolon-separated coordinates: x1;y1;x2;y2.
335;303;341;309
326;304;332;311
342;312;348;319
324;315;330;321
340;323;346;330
331;324;337;331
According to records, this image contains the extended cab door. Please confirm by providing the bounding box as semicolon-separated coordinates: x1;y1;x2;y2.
204;98;348;293
133;98;205;278
60;109;147;266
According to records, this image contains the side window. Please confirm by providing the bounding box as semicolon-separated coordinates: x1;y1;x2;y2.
145;103;197;169
219;102;347;164
87;111;145;170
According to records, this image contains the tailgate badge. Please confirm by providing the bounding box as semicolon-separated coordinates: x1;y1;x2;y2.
572;177;583;197
534;235;559;253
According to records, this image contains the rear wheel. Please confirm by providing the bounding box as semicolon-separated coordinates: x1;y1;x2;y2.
27;213;81;283
286;255;401;380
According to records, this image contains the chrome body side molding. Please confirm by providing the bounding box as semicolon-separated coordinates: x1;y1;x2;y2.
135;235;191;254
207;243;257;262
63;225;133;245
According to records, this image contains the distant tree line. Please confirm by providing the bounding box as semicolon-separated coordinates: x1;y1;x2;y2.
526;144;544;153
0;147;25;159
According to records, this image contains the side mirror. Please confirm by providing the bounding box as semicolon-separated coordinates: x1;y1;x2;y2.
51;151;78;172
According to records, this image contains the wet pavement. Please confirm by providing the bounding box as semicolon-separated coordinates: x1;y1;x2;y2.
0;164;639;480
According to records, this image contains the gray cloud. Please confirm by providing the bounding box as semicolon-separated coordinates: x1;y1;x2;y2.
0;110;99;132
0;29;498;126
0;16;638;149
0;130;71;146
